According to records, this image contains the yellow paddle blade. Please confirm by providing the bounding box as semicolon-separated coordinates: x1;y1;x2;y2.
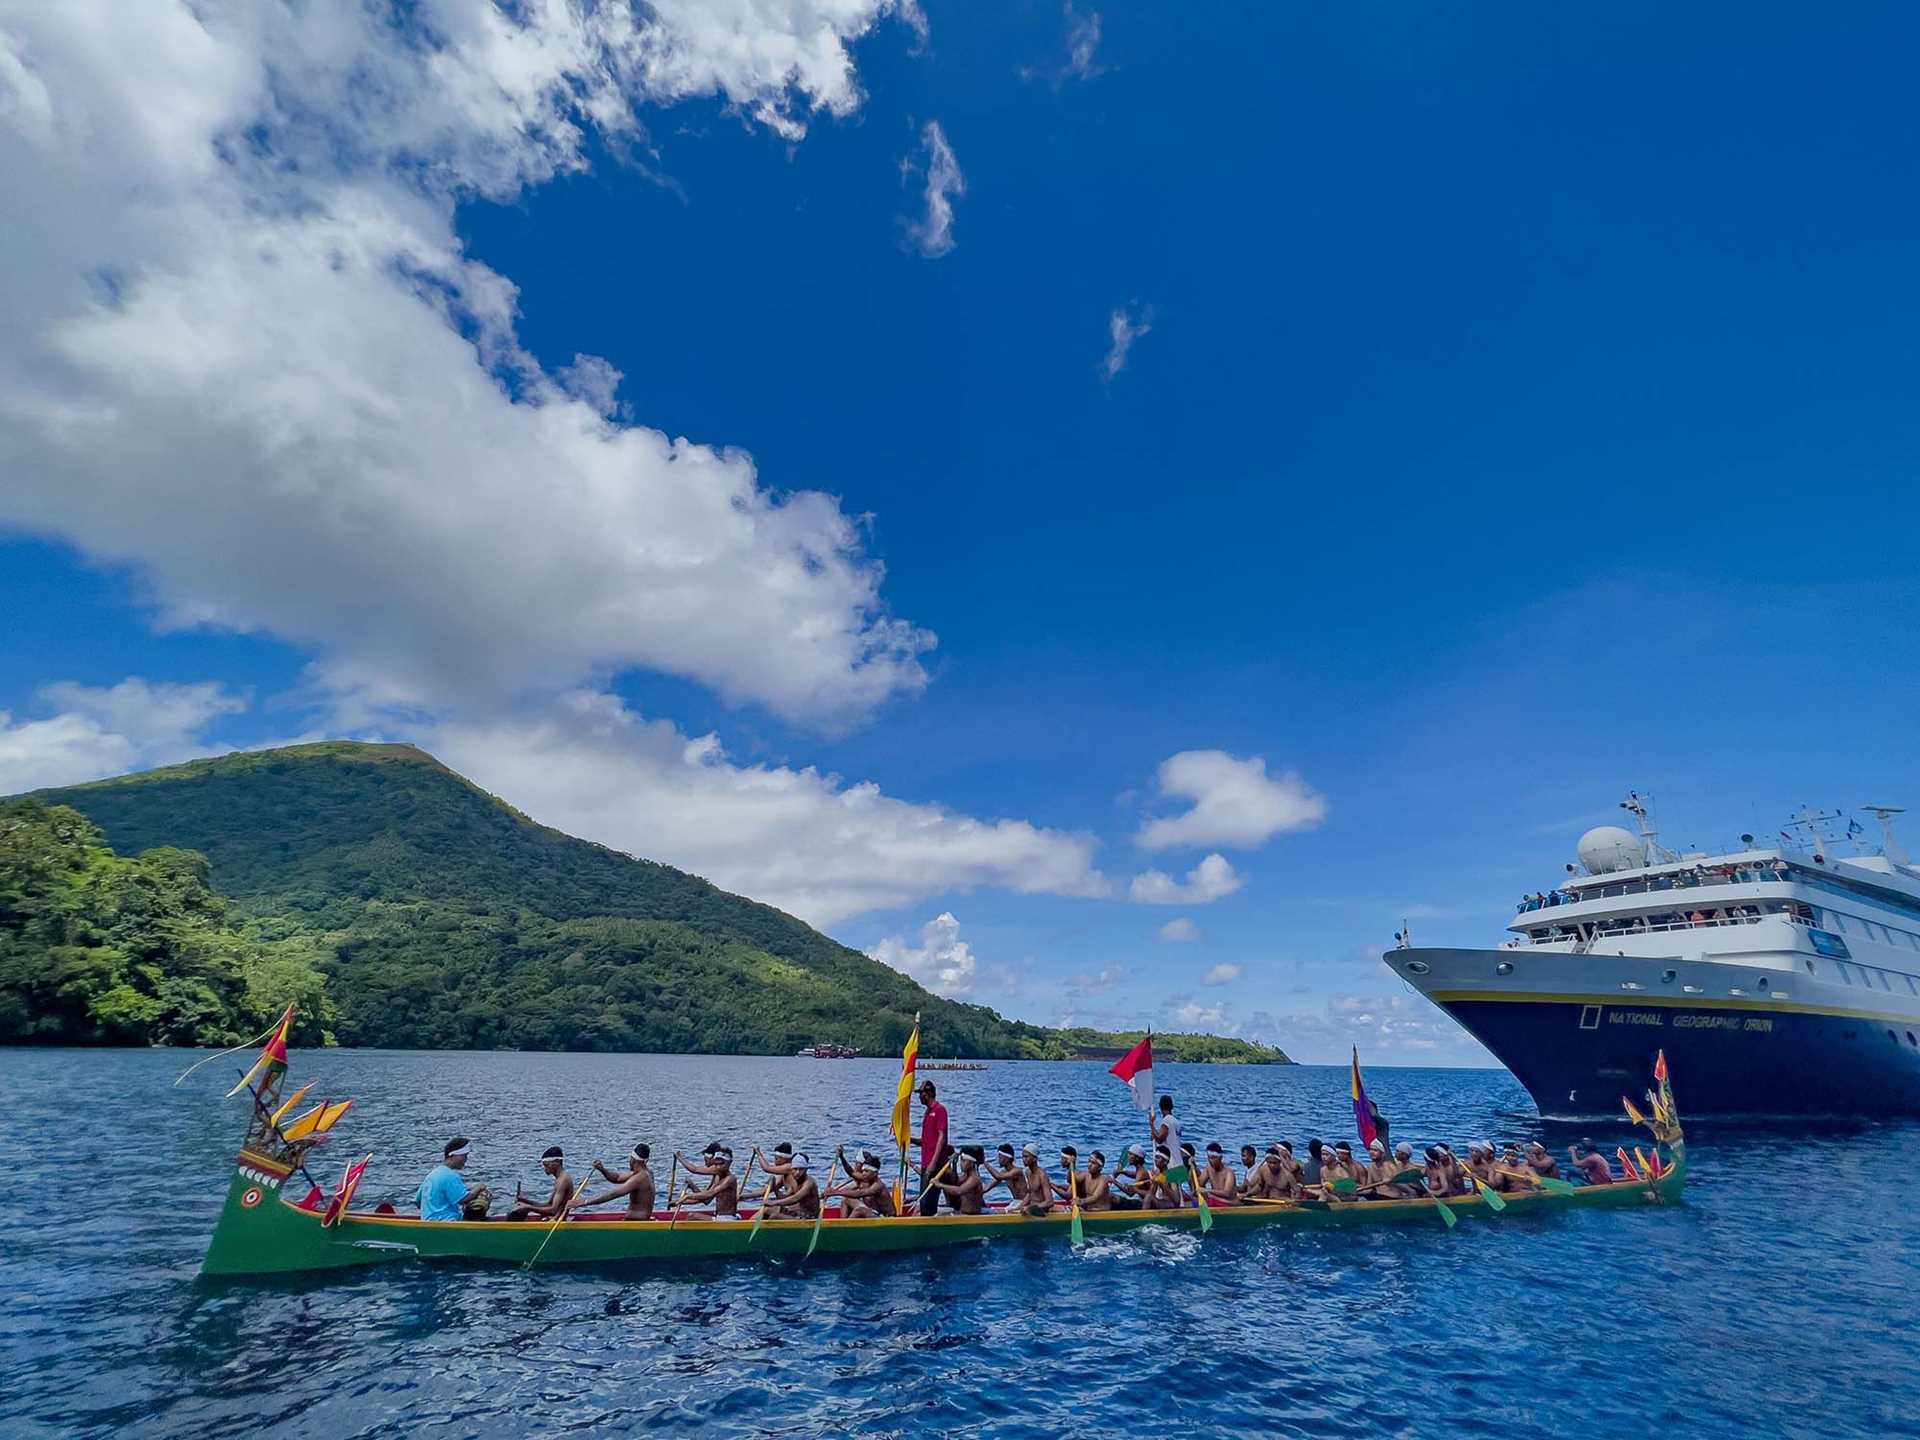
269;1083;313;1126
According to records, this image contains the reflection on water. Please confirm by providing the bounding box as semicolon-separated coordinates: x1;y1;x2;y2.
2;1049;1916;1437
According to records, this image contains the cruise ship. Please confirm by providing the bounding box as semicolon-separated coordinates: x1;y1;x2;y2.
1385;796;1920;1117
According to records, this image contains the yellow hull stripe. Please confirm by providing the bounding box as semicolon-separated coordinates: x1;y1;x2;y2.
1428;989;1919;1026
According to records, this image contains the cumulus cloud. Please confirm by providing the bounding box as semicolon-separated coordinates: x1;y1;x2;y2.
904;119;964;257
1066;964;1130;994
1128;852;1242;905
1275;992;1495;1066
0;0;930;734
1022;5;1104;87
425;691;1110;927
0;678;247;793
1100;304;1151;380
1168;994;1226;1029
867;911;977;998
1156;917;1199;943
1202;961;1241;986
1136;750;1326;851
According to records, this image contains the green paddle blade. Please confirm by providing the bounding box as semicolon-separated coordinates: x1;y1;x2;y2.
1390;1168;1424;1186
1196;1195;1214;1233
1538;1176;1578;1195
1434;1198;1458;1229
1477;1179;1507;1212
1330;1177;1358;1195
1069;1207;1085;1248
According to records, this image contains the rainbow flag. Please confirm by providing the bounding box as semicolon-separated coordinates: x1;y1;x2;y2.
1351;1047;1379;1148
226;1004;294;1098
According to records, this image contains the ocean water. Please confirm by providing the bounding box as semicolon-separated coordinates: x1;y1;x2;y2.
1;1049;1916;1438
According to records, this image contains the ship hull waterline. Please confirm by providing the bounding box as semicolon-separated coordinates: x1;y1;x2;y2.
202;1152;1685;1278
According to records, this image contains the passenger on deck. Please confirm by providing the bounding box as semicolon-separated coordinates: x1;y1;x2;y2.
510;1146;576;1220
1568;1141;1615;1185
757;1153;820;1220
674;1145;741;1217
935;1146;988;1214
418;1136;487;1221
574;1143;656;1218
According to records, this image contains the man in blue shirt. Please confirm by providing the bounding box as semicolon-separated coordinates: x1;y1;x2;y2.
418;1136;483;1220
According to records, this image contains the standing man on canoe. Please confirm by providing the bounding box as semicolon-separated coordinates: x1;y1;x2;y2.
674;1145;742;1217
574;1143;657;1218
1149;1094;1183;1188
916;1080;952;1215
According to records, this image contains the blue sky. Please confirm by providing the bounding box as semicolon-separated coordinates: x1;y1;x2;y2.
4;2;1918;1061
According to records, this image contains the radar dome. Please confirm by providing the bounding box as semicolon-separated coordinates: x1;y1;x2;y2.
1577;825;1644;875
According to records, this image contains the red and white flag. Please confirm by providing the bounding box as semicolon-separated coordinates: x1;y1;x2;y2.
1109;1033;1154;1113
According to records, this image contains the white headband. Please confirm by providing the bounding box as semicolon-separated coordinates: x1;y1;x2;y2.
791;1153;811;1168
446;1144;471;1158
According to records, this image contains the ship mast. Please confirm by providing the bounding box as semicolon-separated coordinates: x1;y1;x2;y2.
1619;791;1675;865
1864;805;1911;867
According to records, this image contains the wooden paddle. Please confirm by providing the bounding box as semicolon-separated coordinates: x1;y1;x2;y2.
1064;1158;1085;1248
747;1171;779;1243
907;1153;955;1213
1493;1164;1576;1196
804;1156;840;1258
522;1168;587;1270
662;1155;681;1231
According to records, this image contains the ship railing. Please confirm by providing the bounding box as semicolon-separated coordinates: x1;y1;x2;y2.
1514;911;1813;947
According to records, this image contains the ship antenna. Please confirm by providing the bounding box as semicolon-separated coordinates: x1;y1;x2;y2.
1619;790;1674;865
1864;806;1911;868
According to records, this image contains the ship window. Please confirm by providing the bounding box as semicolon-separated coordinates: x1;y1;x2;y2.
1404;960;1429;975
1889;1030;1899;1044
1864;922;1887;944
1906;975;1918;997
1908;1032;1918;1047
1876;970;1894;992
1832;914;1851;935
1805;959;1817;974
1757;976;1769;990
1496;961;1513;975
1661;968;1677;983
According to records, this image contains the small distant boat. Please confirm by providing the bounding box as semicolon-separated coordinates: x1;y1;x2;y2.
795;1042;859;1059
916;1061;988;1071
197;1032;1686;1278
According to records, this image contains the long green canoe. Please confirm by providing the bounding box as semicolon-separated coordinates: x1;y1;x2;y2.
200;1050;1687;1278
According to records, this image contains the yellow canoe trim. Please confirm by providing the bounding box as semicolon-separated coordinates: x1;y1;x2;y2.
1427;989;1919;1026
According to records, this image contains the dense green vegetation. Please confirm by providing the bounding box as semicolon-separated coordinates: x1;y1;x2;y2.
0;800;330;1046
7;743;1289;1062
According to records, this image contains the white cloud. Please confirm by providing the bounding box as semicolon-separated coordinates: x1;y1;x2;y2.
1202;961;1241;986
1128;852;1242;905
904;119;964;257
0;677;247;793
1063;6;1104;81
1274;992;1496;1067
1100;303;1151;380
868;911;977;998
426;691;1111;927
0;0;930;734
1168;994;1226;1029
1156;917;1200;943
1066;964;1129;994
1136;750;1326;850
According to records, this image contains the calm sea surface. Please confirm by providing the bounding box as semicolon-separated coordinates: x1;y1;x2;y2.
2;1049;1916;1438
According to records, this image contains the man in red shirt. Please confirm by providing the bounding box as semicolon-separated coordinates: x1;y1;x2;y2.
916;1079;952;1215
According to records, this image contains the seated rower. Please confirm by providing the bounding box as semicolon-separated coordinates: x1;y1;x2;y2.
753;1142;797;1209
1148;1146;1183;1209
1497;1143;1535;1190
573;1143;657;1218
936;1146;988;1214
757;1153;821;1220
674;1145;741;1218
1079;1150;1114;1211
1200;1143;1240;1205
1019;1144;1055;1216
981;1144;1025;1208
1568;1140;1614;1185
1302;1138;1327;1190
1359;1140;1394;1196
1108;1145;1148;1210
1237;1145;1261;1197
418;1136;488;1221
510;1146;576;1221
829;1149;895;1217
1321;1142;1359;1199
1466;1142;1498;1191
1381;1141;1418;1197
1524;1142;1563;1180
1272;1142;1305;1198
1421;1145;1451;1201
1178;1143;1204;1205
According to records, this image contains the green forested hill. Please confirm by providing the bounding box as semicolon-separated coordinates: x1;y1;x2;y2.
9;743;1290;1062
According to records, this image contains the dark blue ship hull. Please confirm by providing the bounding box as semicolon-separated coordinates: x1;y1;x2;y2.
1438;996;1920;1117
